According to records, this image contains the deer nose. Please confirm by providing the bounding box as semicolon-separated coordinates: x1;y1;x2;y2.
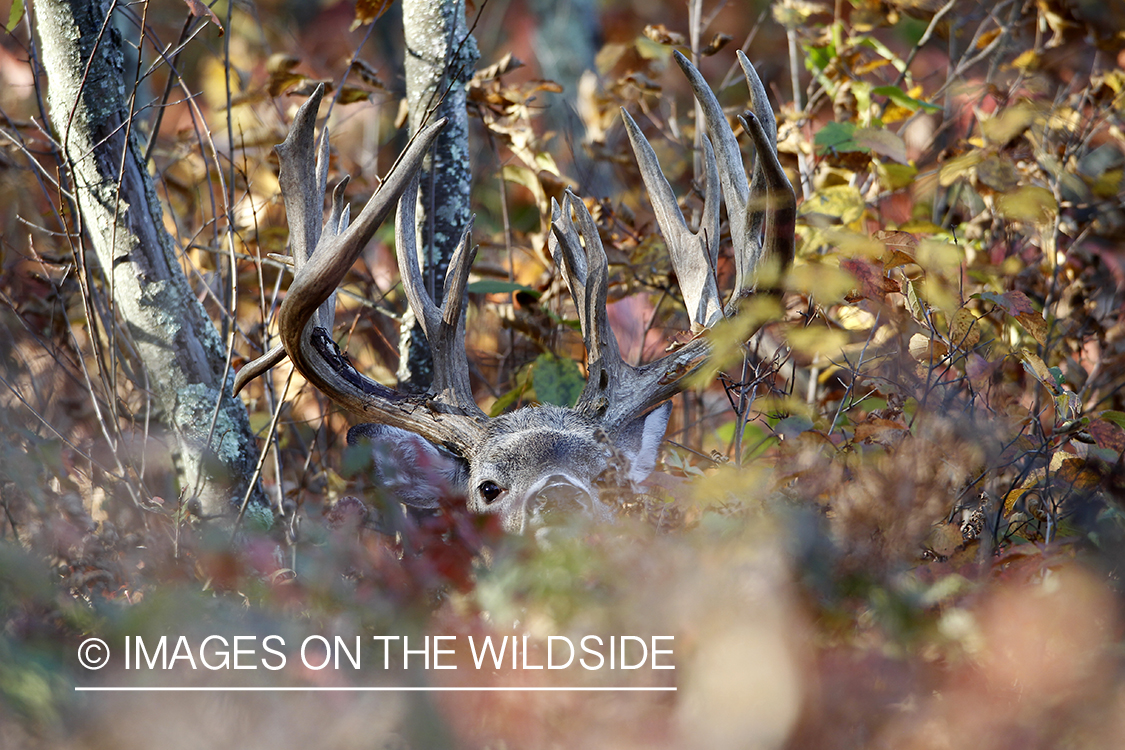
528;475;592;523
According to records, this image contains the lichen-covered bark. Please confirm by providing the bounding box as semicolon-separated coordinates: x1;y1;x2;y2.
398;0;479;391
36;0;270;522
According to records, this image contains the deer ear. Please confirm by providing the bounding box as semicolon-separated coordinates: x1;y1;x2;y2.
614;402;672;483
346;423;465;509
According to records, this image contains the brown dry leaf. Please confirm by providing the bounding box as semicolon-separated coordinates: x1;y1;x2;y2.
351;0;393;31
1003;290;1037;316
183;0;222;32
950;308;980;349
854;417;909;445
909;333;949;363
840;256;886;301
349;59;385;89
701;33;734;56
643;24;686;46
875;230;917;260
474;52;526;83
853;127;908;164
925;523;965;558
1015;311;1049;346
1053;456;1101;490
1020;349;1057;391
1089;418;1125;455
966;351;996;386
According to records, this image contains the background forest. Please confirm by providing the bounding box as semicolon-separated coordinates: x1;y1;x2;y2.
2;0;1125;748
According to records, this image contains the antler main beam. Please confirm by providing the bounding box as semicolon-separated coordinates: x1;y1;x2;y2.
235;85;485;455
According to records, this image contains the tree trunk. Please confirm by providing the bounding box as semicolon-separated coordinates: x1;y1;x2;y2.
397;0;479;390
35;0;270;523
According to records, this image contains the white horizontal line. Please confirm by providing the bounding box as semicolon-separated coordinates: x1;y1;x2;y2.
75;686;676;692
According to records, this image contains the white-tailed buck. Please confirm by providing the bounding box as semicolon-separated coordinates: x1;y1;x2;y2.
235;50;795;535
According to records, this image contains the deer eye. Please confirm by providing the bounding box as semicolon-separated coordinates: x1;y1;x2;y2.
478;481;504;504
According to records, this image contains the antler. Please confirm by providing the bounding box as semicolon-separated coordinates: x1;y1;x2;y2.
234;84;485;455
549;51;795;434
238;50;793;464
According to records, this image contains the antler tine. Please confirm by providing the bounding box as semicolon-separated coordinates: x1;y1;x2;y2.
621;107;722;331
672;51;751;279
737;110;796;284
736;49;781;279
395;170;485;419
673;49;793;303
234;85;336;395
558;191;628;410
548;195;587;314
550;191;712;433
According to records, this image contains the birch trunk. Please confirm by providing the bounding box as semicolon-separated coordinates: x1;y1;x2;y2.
35;0;270;523
398;0;479;390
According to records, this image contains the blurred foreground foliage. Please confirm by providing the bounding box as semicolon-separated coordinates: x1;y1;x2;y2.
2;0;1125;748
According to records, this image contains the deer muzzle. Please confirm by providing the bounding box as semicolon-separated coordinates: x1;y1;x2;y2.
526;475;597;527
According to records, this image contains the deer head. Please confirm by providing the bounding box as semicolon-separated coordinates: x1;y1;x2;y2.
235;50;795;535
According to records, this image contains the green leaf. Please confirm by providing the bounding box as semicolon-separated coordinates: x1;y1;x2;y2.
871;85;941;114
878;162;918;191
531;354;584;407
814;121;863;155
6;0;24;32
1099;411;1125;430
803;43;834;74
467;279;540;297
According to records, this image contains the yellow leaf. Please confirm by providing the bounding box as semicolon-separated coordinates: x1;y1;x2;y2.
995;185;1058;225
977;154;1020;192
799;185;867;225
981;101;1039;145
939;151;983;187
1009;49;1040;72
878;162;918;191
686;297;783;388
785;262;856;302
916;240;962;275
788;326;849;359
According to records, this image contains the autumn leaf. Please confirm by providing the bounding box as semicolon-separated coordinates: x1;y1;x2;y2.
840;256;887;301
643;23;686;46
995;185;1058;225
853;127;909;164
183;0;222;32
909;333;950;363
701;33;734;56
949;308;981;349
352;0;393;31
